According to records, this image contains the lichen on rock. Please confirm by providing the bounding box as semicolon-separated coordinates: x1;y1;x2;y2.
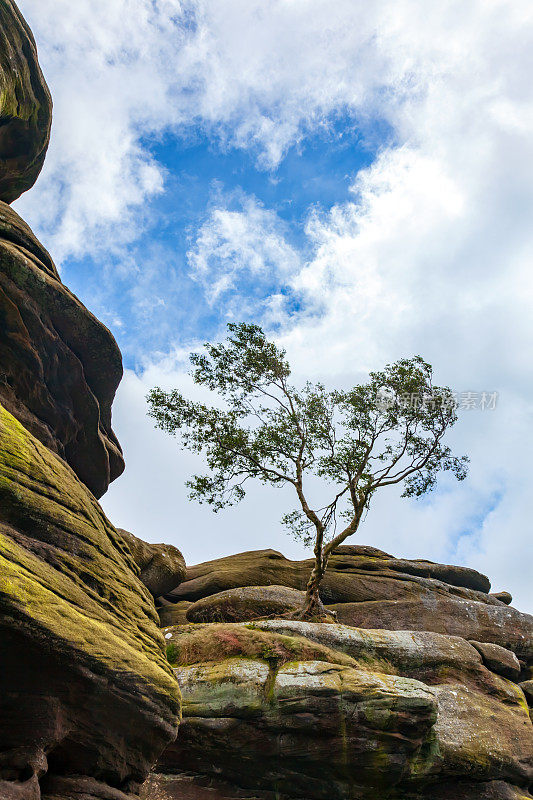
0;404;180;799
154;619;533;799
0;201;125;498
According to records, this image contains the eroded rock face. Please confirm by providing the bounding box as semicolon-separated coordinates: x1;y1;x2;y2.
0;202;124;498
154;621;533;800
163;547;532;665
167;547;494;607
118;529;186;598
185;585;305;623
0;0;52;203
330;597;533;662
0;405;180;799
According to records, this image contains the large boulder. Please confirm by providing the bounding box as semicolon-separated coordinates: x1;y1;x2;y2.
330;597;533;663
185;585;306;623
0;0;52;203
165;547;533;667
0;202;124;498
167;548;493;606
153;621;533;800
0;405;180;799
118;529;186;599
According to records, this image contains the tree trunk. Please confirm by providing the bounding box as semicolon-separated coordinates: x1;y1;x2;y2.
300;556;329;619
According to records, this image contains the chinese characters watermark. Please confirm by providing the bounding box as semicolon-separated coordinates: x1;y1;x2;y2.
376;388;499;412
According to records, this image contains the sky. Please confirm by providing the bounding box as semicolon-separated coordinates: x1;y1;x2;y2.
14;0;533;611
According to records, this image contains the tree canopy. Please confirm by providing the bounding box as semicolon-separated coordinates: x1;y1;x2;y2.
147;322;468;616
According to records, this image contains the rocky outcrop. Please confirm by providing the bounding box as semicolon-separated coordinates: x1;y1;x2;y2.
0;4;181;798
0;0;52;203
0;405;180;799
185;585;305;623
166;547;493;606
163;547;533;665
118;529;186;598
0;201;125;498
152;547;533;797
142;775;533;800
330;597;533;662
154;620;533;800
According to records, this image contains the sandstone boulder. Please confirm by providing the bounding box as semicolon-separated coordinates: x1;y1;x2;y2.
118;529;186;598
185;585;306;623
165;548;533;668
0;202;124;497
520;680;533;706
491;591;513;605
154;620;533;800
0;405;180;799
168;548;493;607
469;641;522;681
0;0;52;203
330;597;533;663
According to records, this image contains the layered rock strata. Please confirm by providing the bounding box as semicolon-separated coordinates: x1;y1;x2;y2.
0;201;125;499
154;620;533;800
0;3;181;798
119;529;186;598
162;547;533;664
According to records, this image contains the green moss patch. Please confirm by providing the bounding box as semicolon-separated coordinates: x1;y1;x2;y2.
164;622;358;668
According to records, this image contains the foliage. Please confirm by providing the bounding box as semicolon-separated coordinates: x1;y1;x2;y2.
148;323;468;611
166;641;179;665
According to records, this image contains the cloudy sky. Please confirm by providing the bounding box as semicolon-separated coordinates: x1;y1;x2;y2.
15;0;533;610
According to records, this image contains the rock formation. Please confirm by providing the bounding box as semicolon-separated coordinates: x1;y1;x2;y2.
152;549;533;799
119;529;187;598
0;3;182;798
161;547;533;660
0;201;125;499
0;0;52;203
1;3;531;800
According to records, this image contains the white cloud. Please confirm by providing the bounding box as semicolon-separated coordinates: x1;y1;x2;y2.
188;192;300;308
12;0;533;609
17;0;531;260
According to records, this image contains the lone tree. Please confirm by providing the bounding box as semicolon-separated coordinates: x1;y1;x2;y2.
147;323;468;618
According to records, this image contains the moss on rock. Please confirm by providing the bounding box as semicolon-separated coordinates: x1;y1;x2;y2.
0;403;180;794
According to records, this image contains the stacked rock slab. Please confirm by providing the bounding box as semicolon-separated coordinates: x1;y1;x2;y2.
163;547;533;663
153;620;533;799
0;202;125;499
0;2;181;798
154;548;533;798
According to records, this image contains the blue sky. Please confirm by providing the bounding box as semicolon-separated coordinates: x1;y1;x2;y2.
62;115;385;367
15;0;533;611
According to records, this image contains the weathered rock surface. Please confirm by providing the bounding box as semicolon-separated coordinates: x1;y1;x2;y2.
0;405;180;799
167;547;493;606
118;529;186;598
521;681;533;706
185;585;305;623
0;0;52;203
164;547;533;665
330;597;533;662
470;640;522;680
0;202;124;498
153;620;533;800
492;591;513;605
